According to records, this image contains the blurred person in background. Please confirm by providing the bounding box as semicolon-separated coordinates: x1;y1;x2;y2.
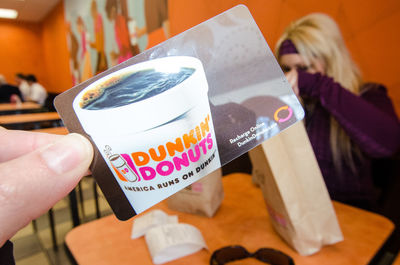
0;75;22;104
14;73;29;101
275;13;400;210
24;74;48;106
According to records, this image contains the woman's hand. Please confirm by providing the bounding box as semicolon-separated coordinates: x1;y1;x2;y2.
0;128;93;246
285;68;299;96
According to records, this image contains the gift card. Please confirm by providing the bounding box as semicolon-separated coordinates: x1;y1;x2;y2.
55;5;304;220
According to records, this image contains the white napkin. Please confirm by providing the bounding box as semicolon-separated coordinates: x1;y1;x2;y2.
131;209;178;239
145;223;207;264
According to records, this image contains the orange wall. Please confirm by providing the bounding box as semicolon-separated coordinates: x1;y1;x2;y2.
0;1;71;94
1;0;400;113
169;0;400;115
41;1;72;93
0;19;46;88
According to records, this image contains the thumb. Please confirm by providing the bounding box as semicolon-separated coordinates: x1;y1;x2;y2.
286;69;299;96
0;133;93;246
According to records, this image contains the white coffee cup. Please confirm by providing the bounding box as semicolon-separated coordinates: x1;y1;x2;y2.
73;56;221;214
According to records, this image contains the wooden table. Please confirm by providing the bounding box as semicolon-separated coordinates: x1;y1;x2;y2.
33;126;69;135
0;112;60;125
65;173;394;265
0;102;41;112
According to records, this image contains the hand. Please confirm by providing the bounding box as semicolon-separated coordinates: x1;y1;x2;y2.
285;68;299;96
0;128;93;246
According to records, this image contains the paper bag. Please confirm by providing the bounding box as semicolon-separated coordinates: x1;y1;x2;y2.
249;122;343;255
167;169;223;217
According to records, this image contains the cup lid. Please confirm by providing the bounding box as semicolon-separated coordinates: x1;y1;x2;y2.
73;56;209;136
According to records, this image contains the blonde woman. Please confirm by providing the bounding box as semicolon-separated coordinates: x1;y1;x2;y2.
276;13;400;209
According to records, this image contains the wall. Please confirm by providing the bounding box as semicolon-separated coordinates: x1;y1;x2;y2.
1;0;399;113
169;0;400;115
41;1;72;93
0;19;46;88
0;1;71;94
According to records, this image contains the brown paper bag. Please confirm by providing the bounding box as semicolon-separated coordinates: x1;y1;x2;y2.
167;169;223;217
249;122;343;255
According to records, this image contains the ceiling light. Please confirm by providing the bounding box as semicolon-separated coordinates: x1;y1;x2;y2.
0;8;18;19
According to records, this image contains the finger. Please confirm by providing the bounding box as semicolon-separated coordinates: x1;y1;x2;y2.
293;84;300;96
286;69;296;83
0;128;63;162
291;70;300;96
0;133;93;246
285;69;299;93
285;71;293;83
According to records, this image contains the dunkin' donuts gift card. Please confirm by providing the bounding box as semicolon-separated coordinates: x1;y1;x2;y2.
55;5;304;220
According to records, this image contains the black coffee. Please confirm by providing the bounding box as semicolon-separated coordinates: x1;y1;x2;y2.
82;67;195;110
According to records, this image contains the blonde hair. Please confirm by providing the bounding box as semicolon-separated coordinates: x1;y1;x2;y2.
275;13;363;173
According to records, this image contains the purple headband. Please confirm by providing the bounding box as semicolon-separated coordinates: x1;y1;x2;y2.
279;39;298;55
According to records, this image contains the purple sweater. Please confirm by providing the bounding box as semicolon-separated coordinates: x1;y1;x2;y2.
298;71;400;207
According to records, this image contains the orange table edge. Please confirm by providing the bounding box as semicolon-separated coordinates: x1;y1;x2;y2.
0;102;41;112
0;112;60;125
32;127;69;135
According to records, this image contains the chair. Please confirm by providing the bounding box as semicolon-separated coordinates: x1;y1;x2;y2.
392;252;400;265
43;92;58;112
74;176;101;222
368;154;400;265
31;208;58;251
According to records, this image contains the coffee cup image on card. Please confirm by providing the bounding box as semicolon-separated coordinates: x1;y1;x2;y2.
73;56;221;214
